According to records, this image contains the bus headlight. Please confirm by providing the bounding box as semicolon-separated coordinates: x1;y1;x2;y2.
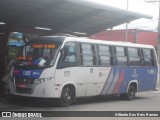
36;77;53;85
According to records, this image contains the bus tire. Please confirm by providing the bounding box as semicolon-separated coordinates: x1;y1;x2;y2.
59;86;73;107
120;84;136;100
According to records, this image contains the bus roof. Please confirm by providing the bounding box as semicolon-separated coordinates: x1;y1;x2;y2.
65;36;155;49
30;36;155;49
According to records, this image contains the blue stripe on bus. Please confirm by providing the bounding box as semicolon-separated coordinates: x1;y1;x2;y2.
100;66;157;95
107;69;120;94
100;68;113;95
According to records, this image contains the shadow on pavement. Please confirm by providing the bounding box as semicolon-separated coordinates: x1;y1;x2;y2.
0;94;148;108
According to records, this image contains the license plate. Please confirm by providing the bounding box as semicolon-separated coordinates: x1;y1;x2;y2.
18;84;27;88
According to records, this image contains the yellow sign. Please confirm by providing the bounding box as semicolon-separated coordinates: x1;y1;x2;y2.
32;44;56;48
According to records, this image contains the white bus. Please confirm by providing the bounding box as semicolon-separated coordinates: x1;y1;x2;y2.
9;36;158;106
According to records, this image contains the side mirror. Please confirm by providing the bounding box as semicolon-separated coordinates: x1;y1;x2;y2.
60;48;65;55
60;46;69;55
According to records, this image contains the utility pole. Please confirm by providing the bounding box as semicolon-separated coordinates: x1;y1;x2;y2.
145;0;160;63
158;0;160;64
145;0;160;87
125;0;129;42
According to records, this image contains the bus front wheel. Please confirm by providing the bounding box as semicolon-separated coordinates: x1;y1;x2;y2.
59;86;73;106
120;84;136;100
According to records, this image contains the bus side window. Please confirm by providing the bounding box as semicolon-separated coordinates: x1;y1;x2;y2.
128;47;140;66
57;42;77;69
80;43;96;66
142;49;153;66
115;46;127;66
97;45;111;66
151;50;157;66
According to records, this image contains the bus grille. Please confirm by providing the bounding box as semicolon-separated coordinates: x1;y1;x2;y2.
15;77;34;84
16;87;32;94
14;77;35;94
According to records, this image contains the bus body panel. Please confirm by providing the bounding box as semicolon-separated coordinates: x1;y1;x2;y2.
55;67;112;97
111;66;157;94
54;66;157;97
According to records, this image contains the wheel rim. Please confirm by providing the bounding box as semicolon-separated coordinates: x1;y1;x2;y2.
128;87;135;98
63;87;71;103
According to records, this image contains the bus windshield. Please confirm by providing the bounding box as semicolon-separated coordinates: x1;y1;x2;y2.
14;42;61;68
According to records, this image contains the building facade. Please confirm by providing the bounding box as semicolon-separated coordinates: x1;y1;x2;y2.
90;29;158;47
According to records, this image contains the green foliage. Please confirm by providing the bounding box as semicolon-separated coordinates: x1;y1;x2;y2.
7;32;39;61
8;46;19;62
9;32;22;41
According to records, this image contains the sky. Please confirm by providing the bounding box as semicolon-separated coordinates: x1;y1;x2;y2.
90;0;159;31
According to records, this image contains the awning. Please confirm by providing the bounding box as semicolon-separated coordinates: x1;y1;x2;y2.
0;0;152;36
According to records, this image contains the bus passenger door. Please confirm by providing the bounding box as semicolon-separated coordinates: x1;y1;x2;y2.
80;67;97;96
79;43;98;96
56;41;87;97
